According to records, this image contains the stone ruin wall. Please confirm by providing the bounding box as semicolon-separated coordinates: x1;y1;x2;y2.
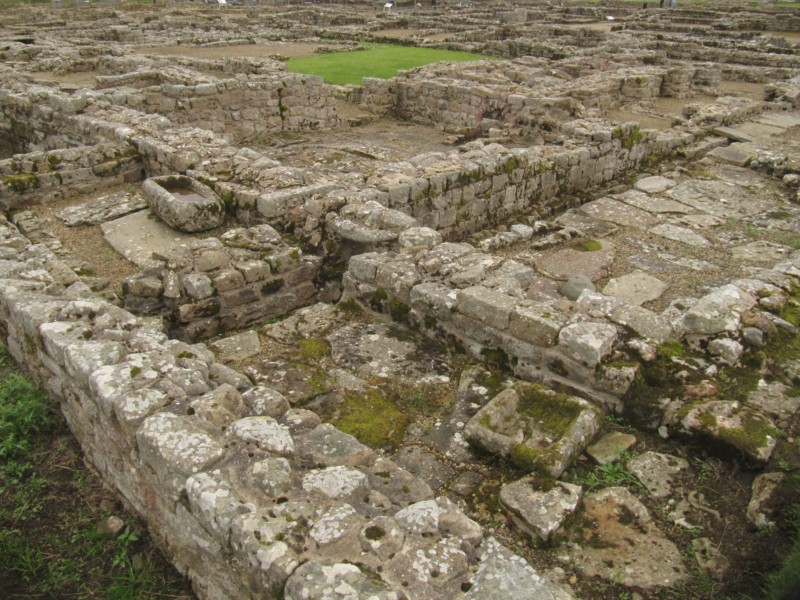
359;64;712;135
123;227;320;342
0;83;99;156
0;214;561;600
368;123;689;239
0;142;143;211
97;74;341;143
3;4;800;597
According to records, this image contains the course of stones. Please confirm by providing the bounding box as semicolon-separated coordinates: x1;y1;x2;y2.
1;2;800;598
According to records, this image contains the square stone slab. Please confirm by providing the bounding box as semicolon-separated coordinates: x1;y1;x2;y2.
586;432;637;465
101;210;193;268
707;143;758;168
614;190;693;215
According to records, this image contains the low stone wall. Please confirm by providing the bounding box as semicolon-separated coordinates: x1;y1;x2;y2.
342;242;632;414
123;224;320;342
101;74;340;143
360;65;708;134
0;214;569;600
0;84;97;156
359;123;690;239
0;142;143;211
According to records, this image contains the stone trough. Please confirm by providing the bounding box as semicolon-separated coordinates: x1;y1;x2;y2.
143;175;226;233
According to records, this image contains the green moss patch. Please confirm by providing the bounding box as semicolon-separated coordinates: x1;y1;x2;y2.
297;338;331;362
516;383;583;437
333;388;411;450
575;239;603;252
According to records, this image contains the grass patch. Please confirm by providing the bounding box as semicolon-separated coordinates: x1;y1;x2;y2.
0;346;191;599
287;44;499;86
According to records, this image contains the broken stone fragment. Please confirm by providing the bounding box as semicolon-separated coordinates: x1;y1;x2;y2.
242;385;290;418
302;465;369;500
228;416;294;456
398;226;442;249
676;400;778;462
557;321;618;367
585;431;636;465
185;470;254;544
628;451;688;498
746;472;786;529
466;537;575;600
190;383;246;429
359;516;405;561
691;538;730;580
560;273;594;301
499;476;582;541
285;562;395;600
682;284;757;335
295;423;374;467
251;457;292;498
309;503;361;547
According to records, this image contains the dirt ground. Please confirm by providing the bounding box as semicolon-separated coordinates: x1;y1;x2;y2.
135;42;323;60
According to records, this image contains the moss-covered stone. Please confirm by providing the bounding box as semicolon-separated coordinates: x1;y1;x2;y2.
2;173;38;193
333;388;411;450
298;338;330;361
515;383;583;438
575;239;602;252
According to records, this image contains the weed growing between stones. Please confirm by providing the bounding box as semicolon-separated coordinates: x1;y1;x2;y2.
0;347;192;599
568;452;643;492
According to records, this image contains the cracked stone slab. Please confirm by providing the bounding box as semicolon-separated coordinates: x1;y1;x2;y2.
578;197;659;229
58;191;147;226
668;179;773;219
210;330;261;363
565;486;687;588
534;240;616;282
649;223;709;247
628;451;688;498
614;189;693;214
731;241;793;264
708;143;758;167
602;271;668;306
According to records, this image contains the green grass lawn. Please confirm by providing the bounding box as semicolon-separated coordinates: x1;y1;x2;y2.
287;44;498;86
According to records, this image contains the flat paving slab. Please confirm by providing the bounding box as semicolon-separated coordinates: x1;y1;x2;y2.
101;210;193;268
